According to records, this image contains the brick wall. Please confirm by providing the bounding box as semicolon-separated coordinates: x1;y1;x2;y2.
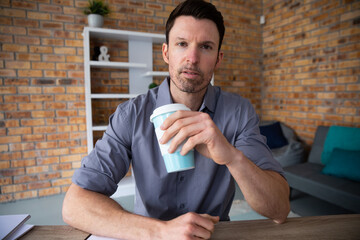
262;0;360;144
0;0;262;202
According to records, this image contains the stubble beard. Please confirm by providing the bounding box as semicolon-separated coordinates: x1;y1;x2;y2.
170;65;210;94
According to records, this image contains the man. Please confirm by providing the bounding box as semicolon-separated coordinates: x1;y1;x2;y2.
63;0;290;239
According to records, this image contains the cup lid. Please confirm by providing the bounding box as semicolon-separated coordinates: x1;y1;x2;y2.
150;103;190;122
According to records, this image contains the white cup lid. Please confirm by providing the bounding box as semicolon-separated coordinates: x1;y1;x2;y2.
150;103;190;122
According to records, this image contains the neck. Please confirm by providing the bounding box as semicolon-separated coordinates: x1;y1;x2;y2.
169;82;207;111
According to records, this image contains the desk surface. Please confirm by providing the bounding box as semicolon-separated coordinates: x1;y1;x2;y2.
21;214;360;240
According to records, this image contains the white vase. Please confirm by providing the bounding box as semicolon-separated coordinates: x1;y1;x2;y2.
87;14;104;28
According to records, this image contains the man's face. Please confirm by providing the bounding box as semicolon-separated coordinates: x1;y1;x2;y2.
162;16;223;94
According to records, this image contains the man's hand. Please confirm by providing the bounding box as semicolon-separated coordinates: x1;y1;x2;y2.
161;212;219;240
159;110;235;165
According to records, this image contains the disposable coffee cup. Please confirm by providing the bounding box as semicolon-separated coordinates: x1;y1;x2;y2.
150;104;195;173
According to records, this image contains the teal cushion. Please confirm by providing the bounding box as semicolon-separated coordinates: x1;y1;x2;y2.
322;126;360;164
322;148;360;182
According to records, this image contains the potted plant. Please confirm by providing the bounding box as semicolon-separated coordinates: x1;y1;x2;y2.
83;0;110;28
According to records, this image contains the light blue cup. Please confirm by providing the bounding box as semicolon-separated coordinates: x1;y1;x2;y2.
150;104;195;173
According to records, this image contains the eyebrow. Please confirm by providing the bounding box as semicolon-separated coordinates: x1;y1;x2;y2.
175;37;216;46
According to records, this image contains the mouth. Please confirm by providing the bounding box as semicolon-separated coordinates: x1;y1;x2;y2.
181;68;201;78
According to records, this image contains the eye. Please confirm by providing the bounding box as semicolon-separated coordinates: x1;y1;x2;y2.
177;41;187;47
201;44;213;50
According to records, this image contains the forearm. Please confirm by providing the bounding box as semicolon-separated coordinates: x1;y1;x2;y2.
62;183;163;240
226;149;290;223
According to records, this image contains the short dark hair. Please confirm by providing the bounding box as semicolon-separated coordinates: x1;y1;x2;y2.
165;0;225;51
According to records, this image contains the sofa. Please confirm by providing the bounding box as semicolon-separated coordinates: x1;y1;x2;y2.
284;126;360;213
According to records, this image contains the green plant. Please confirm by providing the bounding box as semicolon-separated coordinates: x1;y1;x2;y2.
83;0;110;16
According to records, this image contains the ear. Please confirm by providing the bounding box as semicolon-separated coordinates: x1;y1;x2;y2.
215;51;223;69
162;43;169;64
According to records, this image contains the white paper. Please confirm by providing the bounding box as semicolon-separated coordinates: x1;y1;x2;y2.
0;214;31;240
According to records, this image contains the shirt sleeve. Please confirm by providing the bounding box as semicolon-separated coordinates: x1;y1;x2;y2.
234;99;284;176
72;102;133;196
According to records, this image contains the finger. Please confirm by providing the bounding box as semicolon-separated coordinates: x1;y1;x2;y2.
199;214;220;224
168;122;204;154
160;114;196;145
160;110;199;130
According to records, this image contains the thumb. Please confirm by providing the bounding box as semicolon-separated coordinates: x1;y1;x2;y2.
200;214;220;224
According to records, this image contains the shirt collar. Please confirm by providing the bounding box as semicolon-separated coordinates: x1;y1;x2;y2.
155;77;217;113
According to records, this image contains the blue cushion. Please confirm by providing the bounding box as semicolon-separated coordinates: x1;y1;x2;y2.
260;122;288;149
322;148;360;182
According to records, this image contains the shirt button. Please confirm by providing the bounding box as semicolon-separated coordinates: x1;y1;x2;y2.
179;176;184;182
179;204;185;209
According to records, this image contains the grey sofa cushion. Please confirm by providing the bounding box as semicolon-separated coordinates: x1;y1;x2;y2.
308;126;329;164
284;162;360;212
260;121;305;167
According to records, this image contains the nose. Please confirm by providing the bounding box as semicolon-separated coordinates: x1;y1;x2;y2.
186;46;199;64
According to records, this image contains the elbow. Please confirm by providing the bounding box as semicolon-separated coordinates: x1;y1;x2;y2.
62;184;79;226
273;201;290;224
62;196;73;226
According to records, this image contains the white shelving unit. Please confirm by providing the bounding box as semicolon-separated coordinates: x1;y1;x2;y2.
83;27;167;197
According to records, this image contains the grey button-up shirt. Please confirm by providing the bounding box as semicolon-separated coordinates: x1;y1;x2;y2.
72;78;284;221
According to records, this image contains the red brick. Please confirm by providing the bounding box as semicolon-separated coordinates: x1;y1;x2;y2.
11;159;36;168
21;119;45;126
0;194;13;203
14;190;38;200
47;133;69;141
2;184;27;193
9;143;34;151
31;110;55;118
44;87;66;94
28;181;52;190
0;136;21;144
18;70;43;77
8;127;32;135
14;175;38;184
29;46;53;53
38;187;61;197
0;8;26;18
33;126;56;134
0;86;17;94
52;178;71;186
13;18;38;28
4;95;29;102
38;172;61;181
22;134;45;142
52;163;72;171
0;177;12;186
27;11;51;20
37;156;59;165
26;166;49;174
0;70;16;77
0;168;25;177
32;62;55;70
46;118;68;125
18;103;43;110
54;47;76;55
0;161;10;169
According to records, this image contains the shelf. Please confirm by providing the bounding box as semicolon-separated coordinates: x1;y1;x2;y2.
143;71;169;77
90;61;146;69
84;28;166;196
85;27;165;44
92;125;107;131
91;93;138;99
